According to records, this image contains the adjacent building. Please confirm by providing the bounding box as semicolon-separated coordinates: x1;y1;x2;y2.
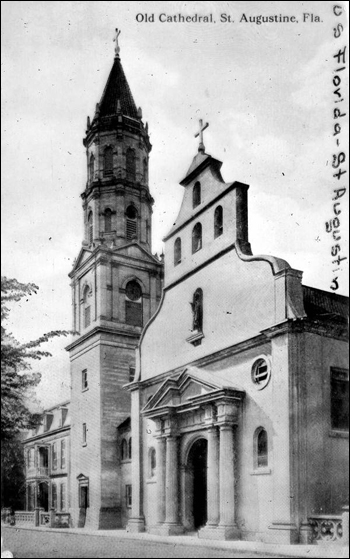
23;402;70;514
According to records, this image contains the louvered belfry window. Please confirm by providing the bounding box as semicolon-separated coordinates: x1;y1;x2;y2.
125;205;137;241
126;148;136;181
104;146;113;176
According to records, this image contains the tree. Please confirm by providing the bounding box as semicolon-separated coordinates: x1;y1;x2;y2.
1;276;70;442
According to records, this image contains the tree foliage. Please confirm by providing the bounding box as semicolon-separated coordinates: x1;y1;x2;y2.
1;276;70;441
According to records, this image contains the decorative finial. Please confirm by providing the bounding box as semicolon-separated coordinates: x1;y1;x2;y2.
87;116;91;129
137;107;143;119
114;28;121;58
95;103;100;116
195;119;209;153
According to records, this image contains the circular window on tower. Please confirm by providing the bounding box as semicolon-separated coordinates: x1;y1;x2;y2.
125;280;142;301
251;357;271;390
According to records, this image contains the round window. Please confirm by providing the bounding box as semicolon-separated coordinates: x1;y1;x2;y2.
125;280;142;301
251;357;271;390
126;205;137;220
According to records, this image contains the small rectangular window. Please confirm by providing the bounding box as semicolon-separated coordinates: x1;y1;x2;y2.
125;484;132;508
52;484;57;510
52;443;57;470
60;483;66;512
61;439;66;469
129;367;135;382
331;368;349;431
84;306;91;328
82;370;88;390
82;423;87;445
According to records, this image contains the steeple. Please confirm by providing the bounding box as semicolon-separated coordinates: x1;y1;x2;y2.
98;54;139;120
81;30;153;253
68;31;163;531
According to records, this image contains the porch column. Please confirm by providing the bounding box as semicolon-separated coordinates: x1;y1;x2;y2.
199;426;220;539
165;436;179;524
207;427;220;525
157;437;166;524
218;424;239;539
34;482;38;509
160;435;183;534
26;485;29;511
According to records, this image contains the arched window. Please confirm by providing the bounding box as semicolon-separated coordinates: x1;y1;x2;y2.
143;158;148;183
214;205;223;238
125;205;138;241
255;428;268;468
103;146;113;176
193;181;201;208
192;222;202;253
104;208;112;233
126;148;136;181
174;237;182;266
121;439;127;461
89;154;95;181
88;212;93;245
149;448;156;477
83;285;91;328
128;438;132;460
125;280;142;327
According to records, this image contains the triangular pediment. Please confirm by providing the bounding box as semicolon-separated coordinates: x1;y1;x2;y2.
69;247;93;275
76;473;89;482
113;242;161;264
143;367;242;414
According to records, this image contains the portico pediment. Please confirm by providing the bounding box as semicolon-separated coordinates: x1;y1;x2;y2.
142;368;245;419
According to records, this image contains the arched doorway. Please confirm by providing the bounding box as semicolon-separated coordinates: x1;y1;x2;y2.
186;438;208;530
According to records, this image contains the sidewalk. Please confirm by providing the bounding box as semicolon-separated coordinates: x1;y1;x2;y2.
2;524;349;559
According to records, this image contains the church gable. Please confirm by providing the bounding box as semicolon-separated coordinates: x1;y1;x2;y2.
143;368;243;415
113;242;160;265
69;247;93;275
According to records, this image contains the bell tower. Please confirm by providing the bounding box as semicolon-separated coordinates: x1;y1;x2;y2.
67;31;163;530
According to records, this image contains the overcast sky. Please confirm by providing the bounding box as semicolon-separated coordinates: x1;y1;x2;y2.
2;1;348;409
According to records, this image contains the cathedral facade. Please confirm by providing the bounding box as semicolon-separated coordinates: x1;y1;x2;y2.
126;137;348;542
21;37;348;544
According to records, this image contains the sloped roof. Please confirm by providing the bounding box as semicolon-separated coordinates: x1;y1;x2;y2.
303;285;348;323
99;56;138;119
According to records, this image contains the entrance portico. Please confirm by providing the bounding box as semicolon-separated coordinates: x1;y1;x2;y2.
142;368;244;539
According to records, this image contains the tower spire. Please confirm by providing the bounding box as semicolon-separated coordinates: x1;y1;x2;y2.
114;28;121;58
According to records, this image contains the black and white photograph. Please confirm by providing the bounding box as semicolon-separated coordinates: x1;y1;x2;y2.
1;1;348;557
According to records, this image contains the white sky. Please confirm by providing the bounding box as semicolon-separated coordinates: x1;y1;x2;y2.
1;1;348;409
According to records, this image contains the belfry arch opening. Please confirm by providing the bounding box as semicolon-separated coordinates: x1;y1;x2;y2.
185;438;208;530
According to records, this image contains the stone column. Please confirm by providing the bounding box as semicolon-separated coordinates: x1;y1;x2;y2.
159;435;183;535
218;424;239;539
157;437;166;524
126;388;145;533
165;436;179;524
199;427;220;539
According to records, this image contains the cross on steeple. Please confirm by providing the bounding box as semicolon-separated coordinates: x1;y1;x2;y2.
114;28;121;58
195;119;209;153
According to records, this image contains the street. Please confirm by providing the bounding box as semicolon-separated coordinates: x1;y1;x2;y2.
1;527;287;558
